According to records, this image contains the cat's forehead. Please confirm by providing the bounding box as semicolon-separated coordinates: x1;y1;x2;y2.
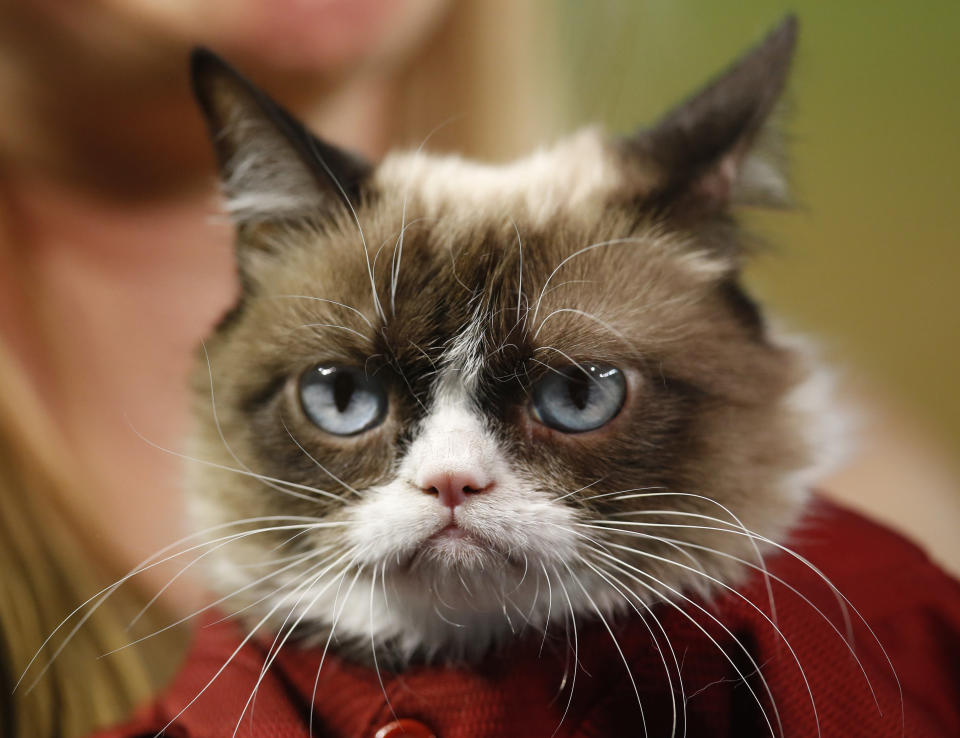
229;127;731;376
373;128;631;226
232;215;727;400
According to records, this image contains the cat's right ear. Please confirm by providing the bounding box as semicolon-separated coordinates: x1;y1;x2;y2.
622;16;797;221
190;48;371;224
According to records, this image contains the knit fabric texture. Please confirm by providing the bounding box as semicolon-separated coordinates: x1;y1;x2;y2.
91;497;960;737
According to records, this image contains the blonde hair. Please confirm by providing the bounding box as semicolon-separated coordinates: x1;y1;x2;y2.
0;346;184;738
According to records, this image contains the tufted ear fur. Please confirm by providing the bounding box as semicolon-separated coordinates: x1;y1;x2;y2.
190;48;371;225
625;15;798;219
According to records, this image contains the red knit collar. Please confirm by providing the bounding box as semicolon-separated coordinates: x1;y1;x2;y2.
96;498;960;737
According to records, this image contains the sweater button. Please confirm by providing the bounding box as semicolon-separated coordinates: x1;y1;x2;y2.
373;718;437;738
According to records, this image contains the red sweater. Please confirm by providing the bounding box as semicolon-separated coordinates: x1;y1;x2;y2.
93;498;960;737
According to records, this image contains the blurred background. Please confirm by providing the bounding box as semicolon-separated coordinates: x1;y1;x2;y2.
561;0;960;454
552;0;960;573
1;1;957;735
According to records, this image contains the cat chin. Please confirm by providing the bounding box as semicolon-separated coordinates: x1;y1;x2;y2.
249;562;632;666
207;541;756;668
180;24;862;676
401;531;518;572
186;323;842;668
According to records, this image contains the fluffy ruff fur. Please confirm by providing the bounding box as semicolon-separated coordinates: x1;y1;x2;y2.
184;18;839;666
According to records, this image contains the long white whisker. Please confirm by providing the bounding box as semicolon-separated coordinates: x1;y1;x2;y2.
307;556;365;736
531;347;618;398
549;565;579;738
303;136;383;322
296;322;370;342
202;341;309;504
562;560;648;738
237;554;362;736
534;307;634;350
579;556;684;738
510;218;524;325
538;561;553;656
204;547;338;629
156;557;332;738
590;547;783;738
391;114;461;314
532;237;648;324
587;511;902;720
603;490;778;626
656;535;880;709
370;563;401;725
580;486;665;503
127;532;257;631
591;535;811;736
280;414;362;497
265;294;374;328
125;419;347;504
554;478;605;502
17;519;338;692
555;521;706;578
105;547;334;657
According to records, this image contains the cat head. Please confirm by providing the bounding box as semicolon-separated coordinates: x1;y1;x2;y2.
186;16;838;663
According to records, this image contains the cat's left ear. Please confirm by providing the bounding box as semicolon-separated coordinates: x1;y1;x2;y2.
624;15;797;218
190;48;371;223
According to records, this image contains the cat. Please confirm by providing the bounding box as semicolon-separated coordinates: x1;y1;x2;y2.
185;14;841;670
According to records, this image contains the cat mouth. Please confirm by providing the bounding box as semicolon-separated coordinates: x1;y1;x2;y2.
394;521;510;572
422;522;487;554
429;522;472;541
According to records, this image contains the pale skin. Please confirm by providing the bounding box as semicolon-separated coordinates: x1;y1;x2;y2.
0;0;450;607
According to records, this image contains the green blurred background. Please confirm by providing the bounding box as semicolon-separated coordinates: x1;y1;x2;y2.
557;0;960;455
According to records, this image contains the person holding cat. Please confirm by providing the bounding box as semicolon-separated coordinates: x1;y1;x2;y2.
1;3;959;738
90;17;960;738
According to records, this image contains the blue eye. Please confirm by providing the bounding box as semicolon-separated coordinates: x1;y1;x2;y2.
531;364;626;433
299;366;387;436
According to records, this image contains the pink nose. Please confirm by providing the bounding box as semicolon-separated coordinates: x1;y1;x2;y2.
420;471;491;509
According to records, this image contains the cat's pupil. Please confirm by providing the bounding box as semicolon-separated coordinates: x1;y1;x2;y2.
333;372;354;413
530;363;626;433
566;371;591;410
298;365;388;436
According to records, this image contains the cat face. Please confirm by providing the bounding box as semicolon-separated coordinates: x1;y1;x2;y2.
187;17;839;663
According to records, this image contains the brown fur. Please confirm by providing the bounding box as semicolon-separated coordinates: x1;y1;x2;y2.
185;17;830;663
